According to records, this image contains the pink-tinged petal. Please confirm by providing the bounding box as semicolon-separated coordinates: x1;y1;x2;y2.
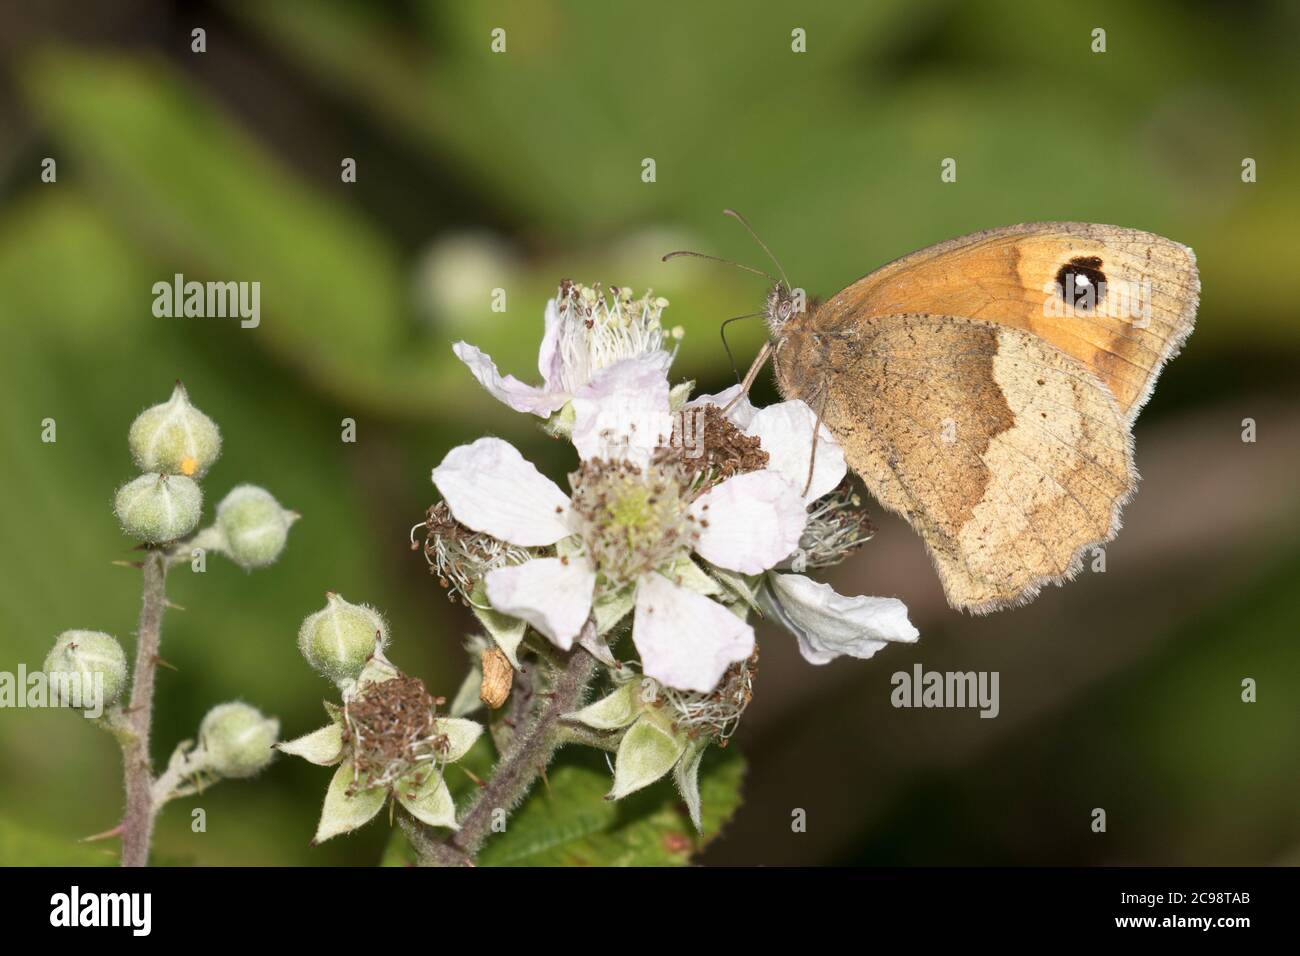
485;557;595;650
746;400;847;504
432;437;572;546
687;384;757;429
452;342;570;417
763;572;918;665
632;573;754;693
571;355;673;466
689;470;807;574
536;298;565;388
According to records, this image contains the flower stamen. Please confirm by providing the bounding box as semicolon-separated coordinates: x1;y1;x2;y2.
342;675;448;793
414;503;531;605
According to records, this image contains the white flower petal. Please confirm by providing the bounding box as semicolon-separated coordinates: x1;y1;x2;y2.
571;355;673;466
536;298;565;388
452;342;570;417
763;572;919;665
485;556;595;650
746;400;847;504
632;573;754;693
689;470;807;574
688;384;758;429
431;437;572;547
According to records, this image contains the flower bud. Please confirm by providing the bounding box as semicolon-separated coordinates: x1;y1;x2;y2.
43;630;128;710
297;593;388;683
214;485;299;569
198;702;279;778
128;382;222;478
114;473;202;543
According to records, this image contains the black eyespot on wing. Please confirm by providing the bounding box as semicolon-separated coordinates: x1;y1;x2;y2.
1055;256;1107;311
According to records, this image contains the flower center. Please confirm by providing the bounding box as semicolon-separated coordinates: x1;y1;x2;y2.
342;675;448;792
786;480;874;572
553;281;674;393
569;458;693;585
651;648;759;745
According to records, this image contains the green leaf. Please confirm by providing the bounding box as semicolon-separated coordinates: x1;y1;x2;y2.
0;815;117;866
476;746;744;866
380;827;418;867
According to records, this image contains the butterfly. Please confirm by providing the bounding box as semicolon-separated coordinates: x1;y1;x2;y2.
668;213;1199;613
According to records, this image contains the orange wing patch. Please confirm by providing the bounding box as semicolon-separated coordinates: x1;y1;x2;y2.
812;222;1199;423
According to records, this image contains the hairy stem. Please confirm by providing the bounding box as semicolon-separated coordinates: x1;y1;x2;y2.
409;634;600;866
120;550;169;867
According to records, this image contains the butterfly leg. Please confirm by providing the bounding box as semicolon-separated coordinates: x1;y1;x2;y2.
722;341;772;415
802;385;828;499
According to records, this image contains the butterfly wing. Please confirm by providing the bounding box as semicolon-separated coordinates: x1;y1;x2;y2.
791;314;1136;613
813;222;1198;423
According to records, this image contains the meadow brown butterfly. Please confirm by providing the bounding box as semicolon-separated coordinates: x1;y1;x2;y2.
669;215;1199;613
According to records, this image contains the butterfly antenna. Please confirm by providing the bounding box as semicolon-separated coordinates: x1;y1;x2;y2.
661;249;778;283
719;312;764;382
722;209;791;290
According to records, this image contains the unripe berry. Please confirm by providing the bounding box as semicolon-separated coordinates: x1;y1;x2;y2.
128;382;222;478
298;593;388;683
215;485;299;569
198;702;279;778
43;630;128;710
114;473;202;543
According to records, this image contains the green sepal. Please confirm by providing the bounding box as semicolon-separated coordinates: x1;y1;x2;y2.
608;713;688;800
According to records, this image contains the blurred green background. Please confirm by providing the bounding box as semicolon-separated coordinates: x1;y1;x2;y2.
1;0;1297;865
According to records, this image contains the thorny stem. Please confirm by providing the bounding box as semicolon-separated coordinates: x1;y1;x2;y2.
404;627;601;867
119;550;169;867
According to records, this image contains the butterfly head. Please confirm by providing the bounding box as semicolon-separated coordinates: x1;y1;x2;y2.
764;282;806;337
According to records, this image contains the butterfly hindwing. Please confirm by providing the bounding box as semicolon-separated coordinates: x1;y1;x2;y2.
778;313;1136;612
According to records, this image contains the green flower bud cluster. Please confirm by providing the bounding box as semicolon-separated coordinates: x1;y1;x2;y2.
298;593;389;685
197;702;279;778
213;484;300;570
112;383;297;566
43;630;128;711
114;383;217;543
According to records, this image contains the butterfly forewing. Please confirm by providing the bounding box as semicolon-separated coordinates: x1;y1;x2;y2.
811;222;1199;423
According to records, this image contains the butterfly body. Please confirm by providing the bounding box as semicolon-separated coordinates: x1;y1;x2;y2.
765;221;1199;613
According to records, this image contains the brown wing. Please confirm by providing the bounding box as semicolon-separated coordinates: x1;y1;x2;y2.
785;314;1136;613
811;223;1198;424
